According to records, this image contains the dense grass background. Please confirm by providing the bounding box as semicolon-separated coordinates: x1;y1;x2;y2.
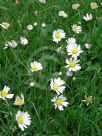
0;0;102;135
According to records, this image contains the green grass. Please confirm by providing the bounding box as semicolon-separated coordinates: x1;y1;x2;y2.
0;0;102;135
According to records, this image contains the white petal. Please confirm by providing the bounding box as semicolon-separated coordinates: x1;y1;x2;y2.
58;105;64;111
7;94;14;99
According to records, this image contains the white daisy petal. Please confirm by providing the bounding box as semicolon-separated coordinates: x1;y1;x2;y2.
6;94;14;99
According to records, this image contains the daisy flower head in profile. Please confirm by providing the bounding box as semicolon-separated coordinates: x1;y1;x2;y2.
4;40;17;49
50;77;66;95
71;24;82;34
20;37;28;46
90;2;98;9
53;29;66;43
83;13;93;21
30;61;43;72
82;95;92;106
65;58;81;72
66;43;83;58
66;37;76;46
14;93;24;106
0;22;10;29
16;110;31;131
0;85;14;100
51;95;69;111
72;3;80;10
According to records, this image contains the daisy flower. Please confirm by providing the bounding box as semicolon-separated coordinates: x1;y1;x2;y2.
65;58;81;72
4;40;17;49
20;37;28;45
66;44;83;58
0;22;10;29
83;13;93;21
30;61;43;72
0;85;14;100
58;10;68;18
50;77;66;95
16;110;31;131
53;29;66;43
82;95;92;106
14;94;24;106
90;2;98;9
66;37;76;46
72;3;80;10
51;95;69;111
71;24;82;34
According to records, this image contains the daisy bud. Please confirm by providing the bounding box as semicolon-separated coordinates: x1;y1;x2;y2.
42;23;46;28
85;43;92;49
20;37;28;46
73;77;76;80
30;82;35;87
34;22;37;26
27;24;33;31
59;72;62;75
67;71;73;77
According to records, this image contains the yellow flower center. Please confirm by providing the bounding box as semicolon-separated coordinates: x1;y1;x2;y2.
69;61;76;68
91;3;98;9
55;98;62;106
55;33;61;39
85;97;92;103
17;98;22;105
1;91;7;97
17;117;24;124
53;83;59;90
72;48;78;54
32;66;38;71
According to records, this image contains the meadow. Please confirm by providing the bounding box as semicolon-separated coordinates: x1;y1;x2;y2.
0;0;102;135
